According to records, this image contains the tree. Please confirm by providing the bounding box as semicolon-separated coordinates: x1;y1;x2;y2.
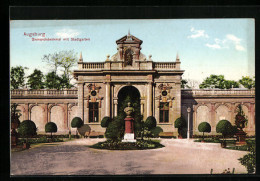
174;116;187;138
59;50;78;79
239;76;255;89
198;122;211;141
42;52;61;75
11;66;28;89
71;117;84;137
235;104;248;130
44;71;62;90
17;120;37;144
45;122;57;140
143;116;157;139
59;74;73;89
42;50;77;88
216;120;234;147
199;74;239;89
27;69;45;89
181;79;190;89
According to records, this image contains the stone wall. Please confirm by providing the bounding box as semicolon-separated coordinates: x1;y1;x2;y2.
11;88;255;136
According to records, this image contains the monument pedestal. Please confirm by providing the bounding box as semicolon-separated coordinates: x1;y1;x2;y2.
122;117;136;142
122;133;136;142
236;130;247;146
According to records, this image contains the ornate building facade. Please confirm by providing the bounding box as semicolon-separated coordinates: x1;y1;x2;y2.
11;33;255;136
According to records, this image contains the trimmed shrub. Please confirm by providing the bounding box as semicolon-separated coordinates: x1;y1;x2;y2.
150;126;163;138
71;117;84;128
216;120;233;138
45;122;57;139
101;116;111;128
174;116;186;137
17;120;37;143
105;116;124;141
144;116;157;130
198;122;211;140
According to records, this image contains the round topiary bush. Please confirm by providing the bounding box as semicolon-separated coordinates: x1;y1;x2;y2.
144;116;157;130
216;119;232;137
101;116;112;128
71;117;84;128
150;126;163;138
198;122;211;140
45;122;58;139
17;120;37;143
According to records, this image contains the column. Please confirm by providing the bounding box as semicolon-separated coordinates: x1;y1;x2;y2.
210;103;216;129
105;82;111;117
24;103;29;120
147;82;153;117
44;103;48;124
78;83;84;120
114;99;118;117
64;103;68;130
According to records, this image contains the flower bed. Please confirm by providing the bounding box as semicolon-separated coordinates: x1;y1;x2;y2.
89;139;164;150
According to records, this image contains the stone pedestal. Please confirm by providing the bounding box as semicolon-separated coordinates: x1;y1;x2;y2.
236;130;247;146
122;117;136;142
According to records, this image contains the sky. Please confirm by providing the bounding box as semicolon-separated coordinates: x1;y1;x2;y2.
10;19;255;85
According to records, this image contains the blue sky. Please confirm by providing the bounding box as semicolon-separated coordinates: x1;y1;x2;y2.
10;19;255;84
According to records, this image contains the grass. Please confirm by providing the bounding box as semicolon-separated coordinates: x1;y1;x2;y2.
89;139;164;150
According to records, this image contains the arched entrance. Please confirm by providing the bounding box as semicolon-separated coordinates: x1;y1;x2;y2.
117;86;141;122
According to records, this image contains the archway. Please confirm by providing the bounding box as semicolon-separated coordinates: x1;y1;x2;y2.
117;86;141;121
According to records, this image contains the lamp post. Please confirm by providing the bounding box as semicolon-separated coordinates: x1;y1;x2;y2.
187;107;191;139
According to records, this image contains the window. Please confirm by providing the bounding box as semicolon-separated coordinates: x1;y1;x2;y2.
160;102;169;123
89;102;99;123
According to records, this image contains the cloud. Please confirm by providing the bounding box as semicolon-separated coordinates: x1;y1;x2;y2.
55;29;80;38
205;34;245;51
187;27;209;39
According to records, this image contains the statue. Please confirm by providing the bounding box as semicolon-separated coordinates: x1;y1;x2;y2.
122;102;136;142
124;102;134;118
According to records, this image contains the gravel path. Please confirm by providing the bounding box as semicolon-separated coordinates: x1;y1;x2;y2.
10;138;248;175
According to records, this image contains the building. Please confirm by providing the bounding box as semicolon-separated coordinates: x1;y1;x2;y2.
11;33;255;136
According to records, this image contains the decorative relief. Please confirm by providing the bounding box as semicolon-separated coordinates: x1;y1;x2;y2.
156;83;174;108
85;83;103;108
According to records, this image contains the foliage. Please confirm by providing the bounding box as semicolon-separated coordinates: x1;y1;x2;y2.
18;136;63;144
174;116;186;129
144;116;157;130
198;122;211;140
239;76;255;89
11;66;28;89
44;71;62;90
105;116;124;141
199;74;239;89
150;126;163;138
58;50;78;79
198;122;211;133
11;103;21;126
42;50;77;87
59;74;73;89
238;143;256;174
27;69;45;89
101;116;112;128
216;120;235;140
71;117;84;128
181;79;190;89
17;120;37;142
235;104;248;130
45;122;58;133
90;139;164;150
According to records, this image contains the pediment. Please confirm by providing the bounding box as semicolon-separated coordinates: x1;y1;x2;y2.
116;35;143;45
